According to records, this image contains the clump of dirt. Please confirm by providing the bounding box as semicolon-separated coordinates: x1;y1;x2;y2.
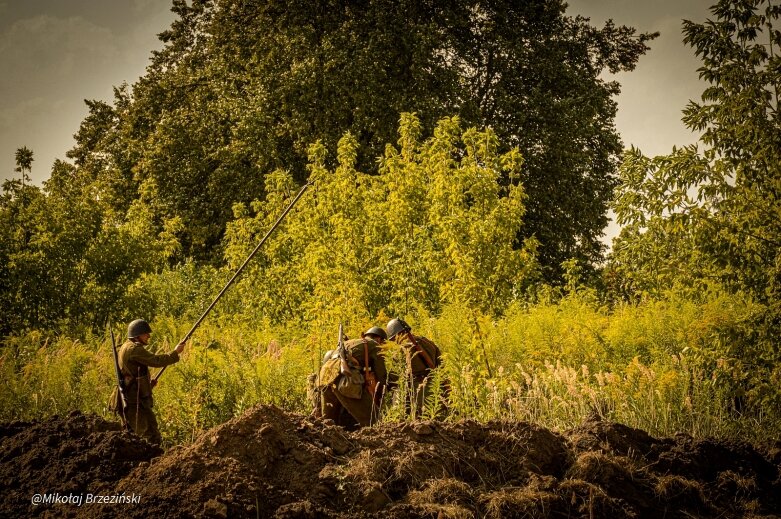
567;414;670;457
0;410;161;518
2;407;780;518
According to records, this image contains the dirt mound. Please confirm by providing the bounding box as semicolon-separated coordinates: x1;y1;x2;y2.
0;410;162;518
2;407;780;518
564;418;781;518
78;406;571;518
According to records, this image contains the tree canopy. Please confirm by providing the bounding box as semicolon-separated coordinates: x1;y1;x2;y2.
2;0;657;334
611;0;781;303
220;114;537;325
69;0;654;276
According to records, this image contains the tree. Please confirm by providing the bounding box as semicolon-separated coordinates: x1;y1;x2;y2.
14;146;33;183
0;149;178;335
222;114;538;324
612;0;781;302
610;0;781;410
107;0;654;275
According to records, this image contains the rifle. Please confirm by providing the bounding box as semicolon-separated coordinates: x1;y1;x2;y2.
110;325;131;432
337;322;351;375
334;323;364;400
153;181;311;382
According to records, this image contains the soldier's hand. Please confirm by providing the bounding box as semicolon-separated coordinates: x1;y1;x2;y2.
175;341;186;354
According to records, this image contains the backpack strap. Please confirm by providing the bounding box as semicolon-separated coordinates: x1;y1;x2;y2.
362;339;379;399
363;339;370;373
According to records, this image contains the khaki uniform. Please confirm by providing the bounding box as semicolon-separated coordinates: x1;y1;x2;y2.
115;339;180;445
400;334;445;418
318;338;391;428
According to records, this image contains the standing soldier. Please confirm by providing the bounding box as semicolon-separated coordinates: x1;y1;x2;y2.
115;319;185;445
386;317;446;419
318;326;391;428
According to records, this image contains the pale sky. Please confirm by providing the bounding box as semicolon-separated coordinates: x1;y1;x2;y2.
0;0;174;186
0;0;713;242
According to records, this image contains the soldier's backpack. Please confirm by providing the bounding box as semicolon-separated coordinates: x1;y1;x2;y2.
336;366;364;399
319;354;364;399
319;357;342;387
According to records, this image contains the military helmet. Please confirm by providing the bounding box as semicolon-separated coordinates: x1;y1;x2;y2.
127;319;152;338
386;318;411;340
362;326;387;341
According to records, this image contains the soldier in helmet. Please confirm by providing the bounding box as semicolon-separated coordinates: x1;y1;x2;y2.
115;319;186;445
317;325;392;428
386;317;446;419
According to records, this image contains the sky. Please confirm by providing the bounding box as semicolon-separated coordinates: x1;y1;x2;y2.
0;0;174;185
0;0;713;241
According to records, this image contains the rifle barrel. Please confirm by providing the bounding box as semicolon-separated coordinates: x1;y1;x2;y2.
338;322;351;374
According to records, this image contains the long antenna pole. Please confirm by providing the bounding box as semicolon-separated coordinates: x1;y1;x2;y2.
154;182;311;382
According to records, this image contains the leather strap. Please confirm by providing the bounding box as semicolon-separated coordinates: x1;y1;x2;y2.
408;334;436;370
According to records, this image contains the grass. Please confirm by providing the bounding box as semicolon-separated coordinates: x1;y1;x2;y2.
1;291;778;446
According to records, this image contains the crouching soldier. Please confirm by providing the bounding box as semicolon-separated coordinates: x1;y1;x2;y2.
318;326;391;428
112;319;185;445
387;317;447;419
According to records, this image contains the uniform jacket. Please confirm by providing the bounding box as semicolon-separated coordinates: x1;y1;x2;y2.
118;339;180;408
402;334;440;377
345;337;389;384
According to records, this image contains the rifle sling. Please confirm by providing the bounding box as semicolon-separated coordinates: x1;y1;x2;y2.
408;335;436;371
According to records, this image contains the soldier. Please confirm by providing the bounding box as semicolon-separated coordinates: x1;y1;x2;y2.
318;326;391;428
386;317;446;419
115;319;185;445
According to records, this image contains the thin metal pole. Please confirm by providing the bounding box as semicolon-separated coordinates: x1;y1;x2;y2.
154;182;311;382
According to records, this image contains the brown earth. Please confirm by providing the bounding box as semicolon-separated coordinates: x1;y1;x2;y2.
1;406;780;518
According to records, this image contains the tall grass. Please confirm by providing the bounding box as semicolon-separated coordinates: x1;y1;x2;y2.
1;291;778;445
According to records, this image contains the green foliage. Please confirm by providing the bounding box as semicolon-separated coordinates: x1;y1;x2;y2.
65;0;655;278
2;1;656;334
612;0;781;302
0;153;177;334
0;331;114;419
124;260;221;325
610;0;781;411
222;115;537;325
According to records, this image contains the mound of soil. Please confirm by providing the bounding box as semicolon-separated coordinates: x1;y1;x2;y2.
2;407;780;518
0;410;162;518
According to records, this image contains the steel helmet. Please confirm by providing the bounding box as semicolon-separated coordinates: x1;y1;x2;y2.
127;319;152;338
362;326;387;342
386;318;411;340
